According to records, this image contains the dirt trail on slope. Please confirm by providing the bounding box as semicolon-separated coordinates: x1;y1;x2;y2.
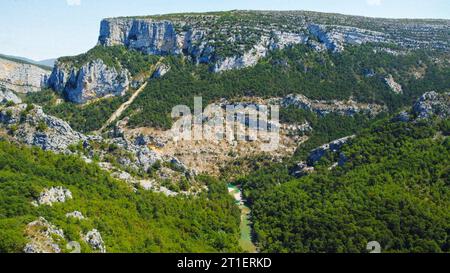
97;59;164;133
97;82;148;133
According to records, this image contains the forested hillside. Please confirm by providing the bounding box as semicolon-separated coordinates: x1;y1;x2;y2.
238;116;450;253
0;141;240;253
124;44;449;130
28;43;450;133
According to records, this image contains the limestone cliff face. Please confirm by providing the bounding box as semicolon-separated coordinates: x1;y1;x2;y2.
98;18;311;72
96;15;394;72
0;57;50;93
98;18;215;65
308;24;389;53
280;94;386;117
0;90;22;104
47;11;448;103
99;18;181;55
48;59;130;104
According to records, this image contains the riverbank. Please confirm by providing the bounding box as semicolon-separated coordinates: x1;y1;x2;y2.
228;184;258;253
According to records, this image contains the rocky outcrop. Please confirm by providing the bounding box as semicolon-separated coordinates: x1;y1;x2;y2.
109;134;162;172
412;91;450;120
385;74;403;94
308;136;355;165
152;63;171;78
23;217;65;253
290;161;315;178
291;135;354;177
33;187;72;206
66;211;85;220
0;57;50;93
216;32;305;72
83;229;106;253
48;59;130;104
282;122;313;135
99;18;218;66
0;104;88;152
214;37;269;72
308;24;390;53
213;31;308;72
270;31;308;51
280;94;385;116
99;18;181;55
0;90;22;104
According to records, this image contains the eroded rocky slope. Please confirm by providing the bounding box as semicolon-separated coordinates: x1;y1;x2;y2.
0;57;50;93
0;103;196;194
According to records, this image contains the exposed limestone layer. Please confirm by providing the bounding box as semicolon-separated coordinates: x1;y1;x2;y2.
280;94;386;116
0;57;50;93
83;229;106;253
0;104;88;152
96;17;390;72
385;74;403;94
0;90;22;104
308;24;389;53
48;59;130;104
308;135;355;164
34;187;73;207
23;217;65;254
412;91;450;120
97;11;448;72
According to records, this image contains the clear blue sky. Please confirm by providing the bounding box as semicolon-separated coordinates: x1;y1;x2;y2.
1;0;449;61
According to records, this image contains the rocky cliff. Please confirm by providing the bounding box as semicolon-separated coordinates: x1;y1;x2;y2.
97;11;449;72
308;24;389;53
280;94;386;116
0;90;22;104
46;11;449;103
412;91;450;120
99;18;182;55
48;59;130;104
0;104;88;152
0;57;50;93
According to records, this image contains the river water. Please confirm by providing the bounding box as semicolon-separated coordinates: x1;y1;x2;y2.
227;184;257;253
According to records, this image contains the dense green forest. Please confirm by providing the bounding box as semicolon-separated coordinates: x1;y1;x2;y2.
122;44;450;130
0;141;241;253
237;117;450;253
